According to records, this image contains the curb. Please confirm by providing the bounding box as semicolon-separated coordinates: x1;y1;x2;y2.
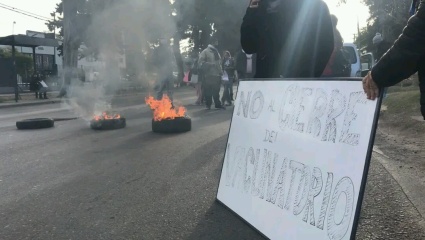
0;100;63;109
0;87;194;109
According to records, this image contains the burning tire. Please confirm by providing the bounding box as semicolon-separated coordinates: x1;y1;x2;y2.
90;118;126;130
16;118;55;130
152;117;191;133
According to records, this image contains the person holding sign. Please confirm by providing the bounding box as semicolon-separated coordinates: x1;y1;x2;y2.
240;0;334;78
362;0;425;120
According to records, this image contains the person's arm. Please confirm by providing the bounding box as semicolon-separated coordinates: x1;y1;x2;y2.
241;1;262;54
198;50;206;67
371;0;425;87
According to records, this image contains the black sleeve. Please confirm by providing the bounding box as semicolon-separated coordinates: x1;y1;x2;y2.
314;2;335;77
371;0;425;87
241;8;261;54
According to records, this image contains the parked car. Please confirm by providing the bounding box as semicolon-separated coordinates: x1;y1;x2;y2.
343;43;362;77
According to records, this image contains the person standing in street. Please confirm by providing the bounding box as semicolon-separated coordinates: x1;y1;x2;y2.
363;0;425;120
153;38;176;102
221;51;236;106
241;0;334;78
198;38;225;110
30;73;41;99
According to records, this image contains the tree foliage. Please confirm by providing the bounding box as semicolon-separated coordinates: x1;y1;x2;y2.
48;0;249;82
352;0;410;54
0;47;33;76
174;0;247;56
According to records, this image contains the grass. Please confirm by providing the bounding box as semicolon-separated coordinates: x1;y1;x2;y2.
381;90;425;133
386;77;419;93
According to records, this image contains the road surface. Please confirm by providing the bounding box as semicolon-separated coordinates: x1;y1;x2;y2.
0;87;424;239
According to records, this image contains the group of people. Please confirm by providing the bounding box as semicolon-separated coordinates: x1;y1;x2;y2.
154;37;258;110
194;42;257;110
154;0;425;119
29;73;49;99
185;39;259;108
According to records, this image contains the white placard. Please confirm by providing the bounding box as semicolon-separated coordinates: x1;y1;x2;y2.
217;79;381;240
40;80;48;88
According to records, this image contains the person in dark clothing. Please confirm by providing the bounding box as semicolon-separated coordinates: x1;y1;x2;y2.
241;0;334;78
322;14;351;77
30;73;41;99
79;67;86;83
363;0;425;120
235;49;257;80
153;38;176;102
372;33;393;61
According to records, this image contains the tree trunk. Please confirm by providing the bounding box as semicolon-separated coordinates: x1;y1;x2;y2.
173;33;184;87
61;0;79;96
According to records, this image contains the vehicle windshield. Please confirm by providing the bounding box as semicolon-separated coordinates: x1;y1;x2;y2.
343;46;358;64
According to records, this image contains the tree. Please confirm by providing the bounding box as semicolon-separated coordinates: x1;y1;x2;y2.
340;0;411;55
0;47;33;77
173;0;247;56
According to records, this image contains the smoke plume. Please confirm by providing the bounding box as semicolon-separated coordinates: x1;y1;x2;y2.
63;0;177;120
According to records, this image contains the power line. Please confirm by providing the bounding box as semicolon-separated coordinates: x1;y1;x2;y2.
0;2;52;20
0;3;53;22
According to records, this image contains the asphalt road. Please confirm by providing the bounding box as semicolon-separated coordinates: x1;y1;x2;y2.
0;87;424;239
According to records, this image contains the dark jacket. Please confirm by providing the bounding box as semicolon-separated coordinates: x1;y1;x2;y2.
371;0;425;119
222;57;236;78
235;51;257;76
240;0;334;78
30;75;41;92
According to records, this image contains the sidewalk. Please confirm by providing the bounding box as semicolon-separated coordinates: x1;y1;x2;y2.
0;92;62;109
0;86;194;109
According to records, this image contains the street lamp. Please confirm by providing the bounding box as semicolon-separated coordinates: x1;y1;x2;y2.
12;21;16;35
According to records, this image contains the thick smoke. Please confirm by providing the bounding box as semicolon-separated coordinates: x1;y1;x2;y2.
64;0;177;120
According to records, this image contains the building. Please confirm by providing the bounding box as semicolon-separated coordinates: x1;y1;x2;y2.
16;30;127;82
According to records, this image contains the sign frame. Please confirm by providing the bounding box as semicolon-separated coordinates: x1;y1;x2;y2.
215;78;384;240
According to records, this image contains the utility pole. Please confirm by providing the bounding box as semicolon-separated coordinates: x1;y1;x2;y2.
61;0;78;97
357;16;360;37
53;12;57;77
12;21;16;35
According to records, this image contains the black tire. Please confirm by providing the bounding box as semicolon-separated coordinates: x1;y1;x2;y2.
152;117;191;133
90;118;126;130
16;118;55;130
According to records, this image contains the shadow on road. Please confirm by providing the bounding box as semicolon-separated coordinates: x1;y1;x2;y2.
187;201;265;240
173;134;228;178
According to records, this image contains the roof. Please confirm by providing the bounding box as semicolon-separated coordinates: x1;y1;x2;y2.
0;35;60;48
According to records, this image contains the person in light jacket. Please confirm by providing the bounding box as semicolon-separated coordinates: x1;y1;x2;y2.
198;38;226;110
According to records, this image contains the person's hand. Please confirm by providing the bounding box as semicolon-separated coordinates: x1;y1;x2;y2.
249;0;260;8
362;71;380;100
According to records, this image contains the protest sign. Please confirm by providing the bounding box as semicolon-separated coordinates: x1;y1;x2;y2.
217;79;382;240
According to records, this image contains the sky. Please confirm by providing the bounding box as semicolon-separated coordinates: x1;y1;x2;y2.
0;0;369;43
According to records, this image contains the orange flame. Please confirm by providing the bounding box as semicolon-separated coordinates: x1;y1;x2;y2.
93;112;121;121
145;94;186;121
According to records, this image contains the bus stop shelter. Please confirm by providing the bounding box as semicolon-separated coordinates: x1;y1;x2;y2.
0;34;60;102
